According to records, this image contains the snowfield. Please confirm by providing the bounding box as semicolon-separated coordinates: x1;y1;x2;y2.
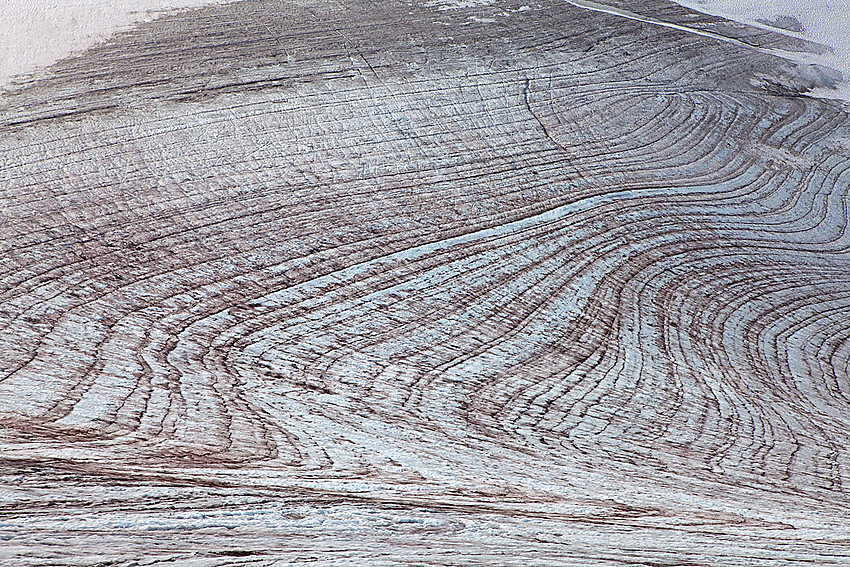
0;0;235;89
673;0;850;100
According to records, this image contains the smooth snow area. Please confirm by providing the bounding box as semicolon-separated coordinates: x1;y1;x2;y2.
0;0;232;90
672;0;850;102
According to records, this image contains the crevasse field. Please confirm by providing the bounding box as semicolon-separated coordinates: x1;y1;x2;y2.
2;0;850;565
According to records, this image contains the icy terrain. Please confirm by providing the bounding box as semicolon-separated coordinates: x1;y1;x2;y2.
672;0;850;101
0;0;233;89
3;1;850;97
1;0;850;565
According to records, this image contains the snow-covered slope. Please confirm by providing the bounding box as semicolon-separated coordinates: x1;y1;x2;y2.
0;0;233;89
672;0;850;101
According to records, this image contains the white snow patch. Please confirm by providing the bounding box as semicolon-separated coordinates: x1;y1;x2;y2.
426;0;495;10
671;0;850;103
0;0;236;90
